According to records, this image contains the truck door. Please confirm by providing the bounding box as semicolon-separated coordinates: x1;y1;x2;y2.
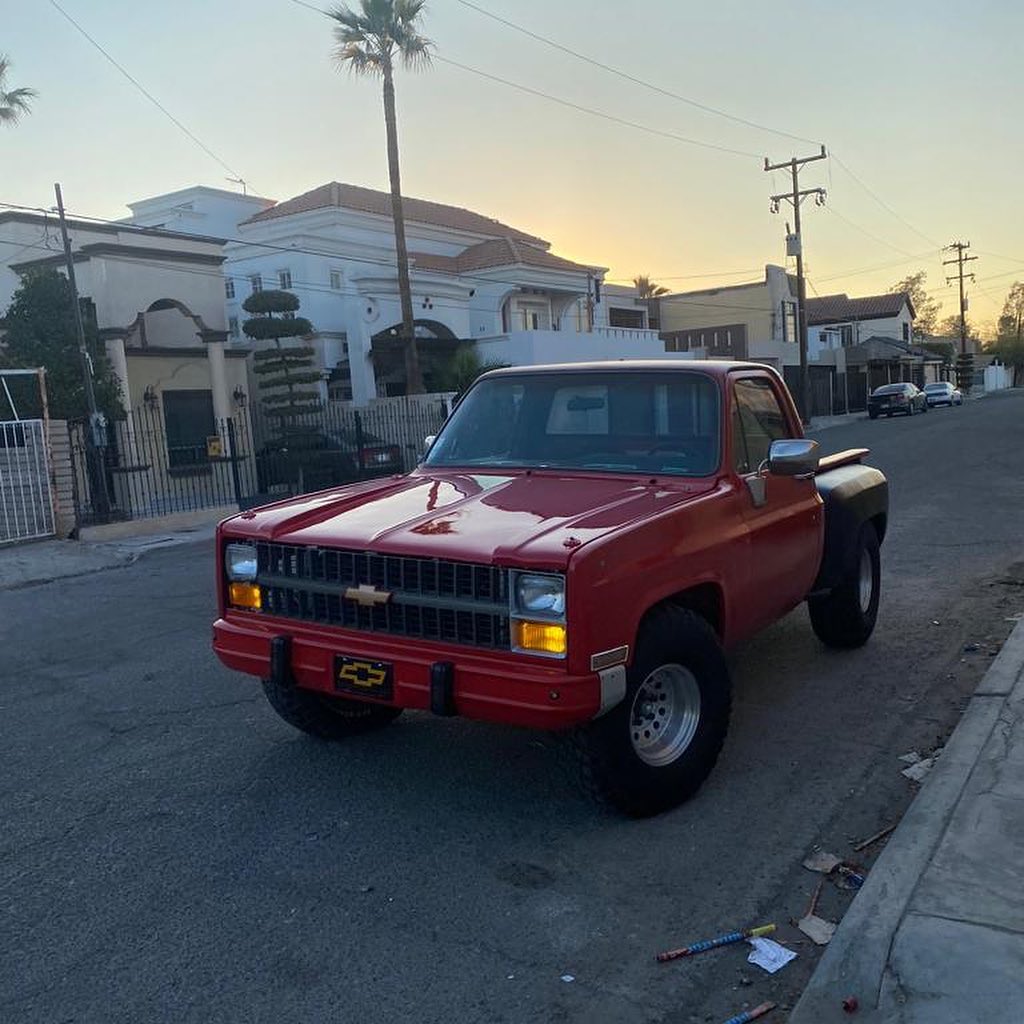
730;373;822;631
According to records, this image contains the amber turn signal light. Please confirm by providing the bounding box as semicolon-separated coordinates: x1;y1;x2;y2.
512;620;567;656
228;582;262;610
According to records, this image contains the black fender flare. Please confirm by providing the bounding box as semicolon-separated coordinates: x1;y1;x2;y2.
812;464;889;593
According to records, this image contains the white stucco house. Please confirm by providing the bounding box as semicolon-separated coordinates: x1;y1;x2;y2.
208;181;674;403
0;208;250;426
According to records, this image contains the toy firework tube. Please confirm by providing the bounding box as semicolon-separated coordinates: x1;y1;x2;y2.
655;924;776;962
721;1001;776;1024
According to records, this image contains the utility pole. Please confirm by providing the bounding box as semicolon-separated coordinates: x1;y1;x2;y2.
765;145;828;424
55;182;109;514
943;241;978;393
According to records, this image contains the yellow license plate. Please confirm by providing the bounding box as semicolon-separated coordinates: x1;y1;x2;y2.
333;655;393;700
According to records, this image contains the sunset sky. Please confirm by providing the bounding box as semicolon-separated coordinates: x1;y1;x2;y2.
4;0;1022;329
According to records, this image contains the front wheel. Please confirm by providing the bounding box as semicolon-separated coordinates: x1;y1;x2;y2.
566;607;731;817
808;522;881;649
262;678;403;739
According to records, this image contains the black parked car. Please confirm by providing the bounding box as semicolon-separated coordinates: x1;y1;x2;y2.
255;427;402;493
868;383;928;419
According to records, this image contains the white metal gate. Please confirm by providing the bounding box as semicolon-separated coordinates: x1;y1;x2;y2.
0;420;55;544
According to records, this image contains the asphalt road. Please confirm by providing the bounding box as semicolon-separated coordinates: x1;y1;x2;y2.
3;391;1023;1024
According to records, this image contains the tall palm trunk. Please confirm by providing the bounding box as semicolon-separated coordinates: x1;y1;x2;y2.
381;61;423;394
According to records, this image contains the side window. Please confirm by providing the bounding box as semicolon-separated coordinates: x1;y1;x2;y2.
732;377;791;474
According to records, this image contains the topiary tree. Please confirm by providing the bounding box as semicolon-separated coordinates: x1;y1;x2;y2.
243;289;319;426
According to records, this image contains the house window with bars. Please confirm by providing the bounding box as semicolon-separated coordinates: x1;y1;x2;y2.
225;278;235;299
278;269;292;289
250;274;262;294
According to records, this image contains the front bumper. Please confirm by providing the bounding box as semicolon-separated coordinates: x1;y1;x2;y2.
213;614;604;730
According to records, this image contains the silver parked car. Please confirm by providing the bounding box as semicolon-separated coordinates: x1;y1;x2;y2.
923;381;963;407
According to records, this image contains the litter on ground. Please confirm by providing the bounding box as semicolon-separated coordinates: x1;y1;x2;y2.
852;823;896;852
721;1000;777;1024
902;757;935;782
746;937;797;974
797;914;837;945
802;851;842;874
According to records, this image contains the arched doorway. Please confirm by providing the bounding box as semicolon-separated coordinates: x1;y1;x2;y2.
371;320;463;395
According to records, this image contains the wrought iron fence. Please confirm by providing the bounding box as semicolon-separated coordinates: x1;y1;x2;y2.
0;419;55;544
69;406;258;527
249;393;453;499
68;393;455;526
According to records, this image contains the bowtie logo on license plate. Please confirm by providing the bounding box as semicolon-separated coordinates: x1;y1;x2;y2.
343;584;392;607
334;655;394;699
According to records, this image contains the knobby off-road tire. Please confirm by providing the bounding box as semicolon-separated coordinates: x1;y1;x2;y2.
566;606;732;818
262;678;403;739
808;521;881;649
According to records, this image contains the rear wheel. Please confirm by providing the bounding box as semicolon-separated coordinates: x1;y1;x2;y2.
262;678;403;739
566;607;731;817
809;522;881;649
868;411;878;420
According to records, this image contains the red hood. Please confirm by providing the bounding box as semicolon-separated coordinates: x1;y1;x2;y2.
225;470;716;568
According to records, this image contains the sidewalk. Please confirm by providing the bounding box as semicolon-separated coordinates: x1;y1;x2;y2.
0;526;215;591
790;617;1024;1023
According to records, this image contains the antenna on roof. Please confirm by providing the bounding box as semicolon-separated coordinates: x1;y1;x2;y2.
225;177;248;195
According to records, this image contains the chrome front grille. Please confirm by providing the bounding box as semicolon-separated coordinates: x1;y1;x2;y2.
255;542;510;649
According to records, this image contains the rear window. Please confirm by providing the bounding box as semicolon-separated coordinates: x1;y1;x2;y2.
924;383;949;391
873;384;907;396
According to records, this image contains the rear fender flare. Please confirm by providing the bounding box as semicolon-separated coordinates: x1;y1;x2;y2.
813;465;888;592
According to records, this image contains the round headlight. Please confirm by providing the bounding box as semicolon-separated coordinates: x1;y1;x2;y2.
516;574;565;616
225;542;258;581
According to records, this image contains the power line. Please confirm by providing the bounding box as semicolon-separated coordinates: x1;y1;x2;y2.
830;153;940;249
814;250;942;284
433;55;763;159
452;0;822;147
973;249;1024;266
451;0;954;266
823;204;926;260
46;0;248;183
604;269;763;284
1;201;770;301
0;229;779;317
289;0;947;267
285;0;762;159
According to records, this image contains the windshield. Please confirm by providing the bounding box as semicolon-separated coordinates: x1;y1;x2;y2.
924;383;950;391
425;371;721;477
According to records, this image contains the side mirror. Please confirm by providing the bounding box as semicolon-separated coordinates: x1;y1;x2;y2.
767;438;819;476
423;434;436;456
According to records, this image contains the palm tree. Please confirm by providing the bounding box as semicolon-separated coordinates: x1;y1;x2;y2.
633;275;669;299
0;55;37;127
330;0;432;394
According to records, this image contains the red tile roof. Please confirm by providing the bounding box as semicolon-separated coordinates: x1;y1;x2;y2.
241;181;547;245
806;292;915;324
410;236;597;276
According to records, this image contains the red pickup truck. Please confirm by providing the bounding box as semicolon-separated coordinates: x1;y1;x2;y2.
213;361;888;816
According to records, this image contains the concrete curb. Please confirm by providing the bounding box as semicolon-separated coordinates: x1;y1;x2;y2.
788;617;1024;1022
0;527;216;592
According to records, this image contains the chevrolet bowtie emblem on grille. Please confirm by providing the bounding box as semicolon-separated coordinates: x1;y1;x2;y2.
343;583;393;607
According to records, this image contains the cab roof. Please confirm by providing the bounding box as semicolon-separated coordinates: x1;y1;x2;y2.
479;360;775;379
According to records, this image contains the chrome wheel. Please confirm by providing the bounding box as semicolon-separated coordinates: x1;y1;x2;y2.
859;547;874;613
629;664;701;767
